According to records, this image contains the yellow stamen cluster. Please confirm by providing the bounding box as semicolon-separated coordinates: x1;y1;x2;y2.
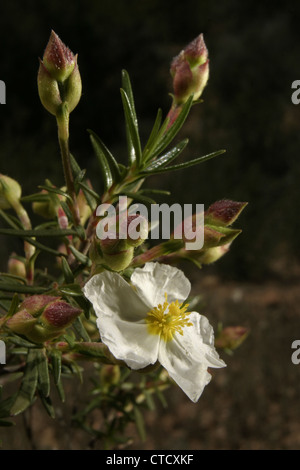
146;293;193;342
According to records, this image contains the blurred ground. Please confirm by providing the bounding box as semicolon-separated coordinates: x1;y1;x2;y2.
2;257;300;450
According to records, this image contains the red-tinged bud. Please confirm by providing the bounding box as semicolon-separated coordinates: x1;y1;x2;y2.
41;300;82;329
38;31;82;116
196;243;231;265
205;200;248;227
215;326;249;350
0;174;22;210
120;214;148;248
8;254;26;278
6;310;37;335
170;34;209;105
43;30;76;82
19;295;59;317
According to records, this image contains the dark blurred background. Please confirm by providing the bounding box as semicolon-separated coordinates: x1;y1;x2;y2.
1;0;300;450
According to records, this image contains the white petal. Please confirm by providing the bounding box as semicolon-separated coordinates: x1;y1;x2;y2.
158;313;225;402
131;262;191;307
96;317;159;370
158;338;212;403
182;312;227;368
83;271;149;322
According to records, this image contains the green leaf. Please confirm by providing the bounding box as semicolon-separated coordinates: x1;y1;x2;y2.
120;88;142;167
69;153;82;179
61;257;74;284
142;108;163;160
38;184;72;203
72;316;91;342
144;138;189;171
0;283;49;294
10;349;39;415
39;392;55;419
0;228;78;238
115;190;156;206
36;348;50;398
68;246;92;266
88;129;122;183
152;96;193;157
50;349;62;386
59;283;84;297
141;149;226;175
6;293;20;318
0;209;23;229
133;404;146;441
89;134;113;192
77;181;100;203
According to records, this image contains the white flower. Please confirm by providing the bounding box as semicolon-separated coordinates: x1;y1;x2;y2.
83;262;226;402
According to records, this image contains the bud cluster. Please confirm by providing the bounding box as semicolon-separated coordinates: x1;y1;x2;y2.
5;295;82;343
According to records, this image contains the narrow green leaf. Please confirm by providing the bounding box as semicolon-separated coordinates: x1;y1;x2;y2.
0;209;22;229
39;393;55;419
133;404;146;441
69;153;82;179
50;349;62;386
0;393;17;419
38;185;72;202
120;88;142;167
59;283;83;297
10;349;39;415
0;228;78;238
121;70;137;120
88;129;121;182
141;149;226;175
68;246;92;266
139;189;171;196
151;96;193;157
115;190;156;206
0;283;49;294
77;181;100;203
5;336;38;349
142;108;163;160
36;348;50;398
89;134;113;192
24;237;67;257
0;272;27;285
7;293;20;318
73;316;91;342
144;138;189;171
61;257;74;284
55;378;65;403
21;193;53;203
60;200;74;223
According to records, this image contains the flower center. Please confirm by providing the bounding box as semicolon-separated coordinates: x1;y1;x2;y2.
146;293;193;342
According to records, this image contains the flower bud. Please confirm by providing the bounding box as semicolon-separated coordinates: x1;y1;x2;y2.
196;243;231;265
19;294;59;317
170;34;209;104
38;31;82;116
8;254;26;278
0;174;22;210
6;310;37;335
205;200;248;227
77;189;92;226
40;300;82;330
6;295;82;343
215;326;249;351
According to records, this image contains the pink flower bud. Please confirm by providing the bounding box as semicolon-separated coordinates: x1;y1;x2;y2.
6;310;37;335
42;30;76;82
20;295;59;317
8;254;26;278
215;326;249;350
170;34;209;104
41;300;82;329
205;200;248;227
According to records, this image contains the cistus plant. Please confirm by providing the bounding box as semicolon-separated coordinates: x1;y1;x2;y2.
0;31;248;449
